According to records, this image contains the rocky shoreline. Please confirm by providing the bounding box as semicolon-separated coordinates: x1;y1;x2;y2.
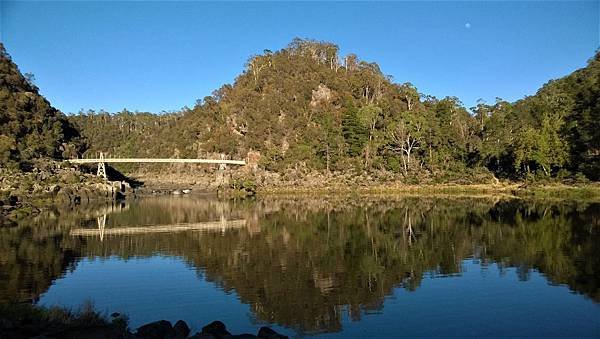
127;166;600;200
134;319;287;339
0;161;131;223
1;314;288;339
3;160;600;225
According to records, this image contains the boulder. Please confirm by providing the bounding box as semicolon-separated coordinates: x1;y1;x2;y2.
136;320;175;339
257;327;288;339
224;334;258;339
310;83;333;107
201;321;230;338
245;151;261;172
173;320;190;338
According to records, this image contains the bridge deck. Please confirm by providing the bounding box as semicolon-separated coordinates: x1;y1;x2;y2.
68;158;246;165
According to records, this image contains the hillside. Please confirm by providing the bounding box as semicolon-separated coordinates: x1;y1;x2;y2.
0;43;83;169
67;39;598;182
475;53;600;181
70;39;481;180
0;44;121;220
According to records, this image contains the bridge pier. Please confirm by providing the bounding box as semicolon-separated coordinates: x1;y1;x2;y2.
97;152;107;179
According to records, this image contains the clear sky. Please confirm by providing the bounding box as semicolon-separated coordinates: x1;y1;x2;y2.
1;1;598;114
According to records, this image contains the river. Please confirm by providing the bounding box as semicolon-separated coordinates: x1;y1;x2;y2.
1;195;599;337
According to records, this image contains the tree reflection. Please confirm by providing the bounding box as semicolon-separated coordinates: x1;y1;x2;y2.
0;197;598;334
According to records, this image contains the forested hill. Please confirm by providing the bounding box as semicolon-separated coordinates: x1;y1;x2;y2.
512;53;600;180
0;43;82;169
67;39;598;181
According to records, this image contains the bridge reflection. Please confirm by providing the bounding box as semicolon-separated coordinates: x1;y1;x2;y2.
1;197;599;334
70;217;247;241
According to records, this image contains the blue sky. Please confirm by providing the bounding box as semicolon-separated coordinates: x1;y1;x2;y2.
1;1;598;114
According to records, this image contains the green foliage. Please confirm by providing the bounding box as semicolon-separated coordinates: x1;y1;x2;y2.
0;43;83;167
342;106;368;157
514;114;568;175
0;36;586;183
385;156;401;172
0;134;16;166
230;177;256;195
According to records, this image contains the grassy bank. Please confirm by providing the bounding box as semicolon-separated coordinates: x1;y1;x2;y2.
125;167;600;202
512;184;600;201
257;182;600;201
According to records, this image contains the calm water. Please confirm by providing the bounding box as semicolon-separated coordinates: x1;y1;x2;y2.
1;196;599;337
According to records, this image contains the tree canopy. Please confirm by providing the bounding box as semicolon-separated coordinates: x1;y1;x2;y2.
3;39;598;181
0;43;83;168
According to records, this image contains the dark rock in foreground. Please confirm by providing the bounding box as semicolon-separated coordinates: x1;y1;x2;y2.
129;319;288;339
200;320;231;338
174;320;191;338
0;304;288;339
136;320;176;339
257;326;288;339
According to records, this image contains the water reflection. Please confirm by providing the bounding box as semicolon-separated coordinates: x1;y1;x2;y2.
0;196;599;335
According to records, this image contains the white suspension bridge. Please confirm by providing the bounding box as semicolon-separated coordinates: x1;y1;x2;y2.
68;152;247;179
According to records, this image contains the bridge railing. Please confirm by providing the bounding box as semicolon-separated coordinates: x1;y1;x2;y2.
68;158;246;165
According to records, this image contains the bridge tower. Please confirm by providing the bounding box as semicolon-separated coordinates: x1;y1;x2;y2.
97;152;107;179
218;154;227;171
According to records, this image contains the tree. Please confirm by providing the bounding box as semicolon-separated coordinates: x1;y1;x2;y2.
56;38;600;182
0;43;83;166
388;112;424;174
0;134;15;165
342;106;367;158
315;113;343;173
514;113;568;175
356;104;382;166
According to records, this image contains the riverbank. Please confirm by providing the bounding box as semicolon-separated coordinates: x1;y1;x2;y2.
0;303;287;339
124;167;599;200
257;182;600;201
3;163;600;224
131;168;600;202
0;161;129;223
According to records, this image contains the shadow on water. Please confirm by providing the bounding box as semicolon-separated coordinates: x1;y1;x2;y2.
0;196;599;335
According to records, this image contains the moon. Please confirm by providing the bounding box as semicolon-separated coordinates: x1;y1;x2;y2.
465;22;471;29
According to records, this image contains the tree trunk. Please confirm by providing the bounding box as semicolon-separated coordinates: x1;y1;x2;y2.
326;144;330;174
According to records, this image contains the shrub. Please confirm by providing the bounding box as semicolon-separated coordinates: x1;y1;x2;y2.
230;178;256;195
